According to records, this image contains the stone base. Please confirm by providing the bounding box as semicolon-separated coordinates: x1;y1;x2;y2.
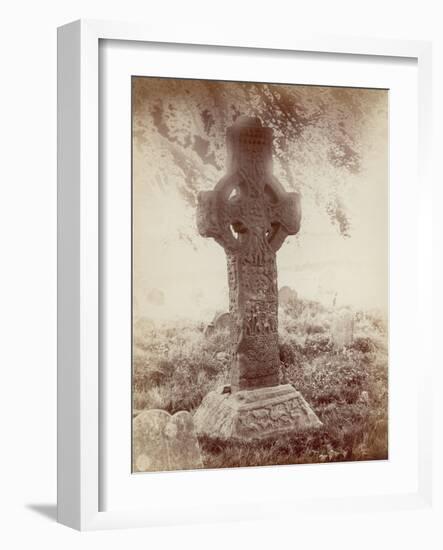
193;384;322;441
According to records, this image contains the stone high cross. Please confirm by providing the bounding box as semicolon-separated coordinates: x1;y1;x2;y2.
197;116;301;392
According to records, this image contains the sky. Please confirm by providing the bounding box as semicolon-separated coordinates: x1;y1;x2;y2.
132;78;388;323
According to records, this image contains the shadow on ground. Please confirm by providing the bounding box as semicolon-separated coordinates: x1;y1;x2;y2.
26;503;57;522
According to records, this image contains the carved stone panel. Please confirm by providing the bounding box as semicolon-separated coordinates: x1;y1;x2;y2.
193;384;323;440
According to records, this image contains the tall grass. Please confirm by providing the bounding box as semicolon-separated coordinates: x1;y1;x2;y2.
133;319;230;415
133;299;388;468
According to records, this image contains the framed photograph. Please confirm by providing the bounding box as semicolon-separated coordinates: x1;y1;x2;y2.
57;19;433;530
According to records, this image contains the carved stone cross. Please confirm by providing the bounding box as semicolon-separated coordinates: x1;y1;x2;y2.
197;116;301;392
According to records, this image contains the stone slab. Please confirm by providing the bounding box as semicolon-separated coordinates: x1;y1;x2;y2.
133;409;203;472
332;310;354;348
193;384;322;440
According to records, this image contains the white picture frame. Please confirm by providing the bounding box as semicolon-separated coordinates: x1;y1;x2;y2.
57;19;433;531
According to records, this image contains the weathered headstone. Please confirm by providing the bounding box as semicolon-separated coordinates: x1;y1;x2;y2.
203;322;215;337
204;311;231;337
133;409;203;472
213;311;230;331
279;286;298;307
194;116;322;439
331;309;354;349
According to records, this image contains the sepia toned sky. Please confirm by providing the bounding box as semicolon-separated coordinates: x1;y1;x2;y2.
132;77;388;322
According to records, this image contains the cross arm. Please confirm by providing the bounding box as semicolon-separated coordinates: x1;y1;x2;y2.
196;190;239;252
268;191;301;252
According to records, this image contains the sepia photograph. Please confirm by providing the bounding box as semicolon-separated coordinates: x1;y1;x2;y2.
131;76;388;473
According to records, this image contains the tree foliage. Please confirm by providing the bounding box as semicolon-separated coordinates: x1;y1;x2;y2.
133;78;386;237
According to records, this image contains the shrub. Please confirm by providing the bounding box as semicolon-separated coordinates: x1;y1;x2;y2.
351;336;374;353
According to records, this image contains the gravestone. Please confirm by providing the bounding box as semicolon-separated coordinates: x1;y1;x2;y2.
203;322;215;337
331;309;354;349
194;116;322;440
133;409;203;472
279;286;298;307
204;311;231;337
213;311;230;331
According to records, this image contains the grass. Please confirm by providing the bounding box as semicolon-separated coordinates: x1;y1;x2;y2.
133;298;388;469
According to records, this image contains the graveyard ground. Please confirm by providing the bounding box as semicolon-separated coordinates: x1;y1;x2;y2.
133;298;388;469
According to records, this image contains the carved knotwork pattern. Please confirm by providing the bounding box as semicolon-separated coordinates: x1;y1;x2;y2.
235;396;312;437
